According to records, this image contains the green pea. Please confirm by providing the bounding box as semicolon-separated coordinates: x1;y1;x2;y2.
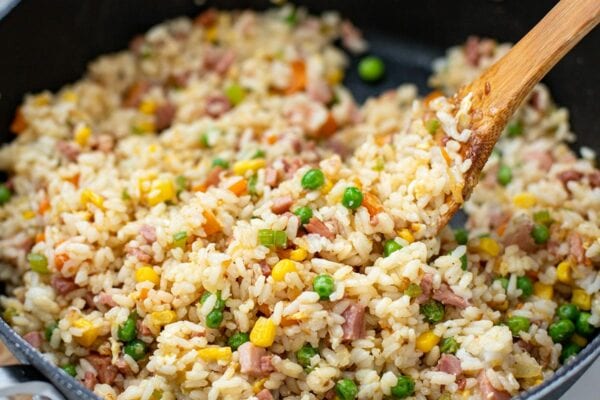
533;210;552;226
206;309;224;329
227;332;250;350
530;224;549;244
212;158;229;169
495;276;509;291
517;276;533;298
548;319;576;343
404;283;422;298
358;56;385;82
576;312;595;336
61;363;77;377
383;239;402;257
224;83;246;106
313;274;335;300
560;342;582;363
294;206;313;225
497;165;512;186
439;337;459;354
506;316;531;337
301;169;325;190
507;121;523;137
420;300;445;324
296;344;319;368
27;253;48;274
342;187;363;210
118;315;138;342
335;378;358;400
124;339;147;361
454;228;469;245
44;322;58;342
557;303;580;322
0;184;11;205
425;119;440;135
390;375;415;399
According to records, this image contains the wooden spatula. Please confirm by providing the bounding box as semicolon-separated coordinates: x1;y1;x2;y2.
438;0;600;230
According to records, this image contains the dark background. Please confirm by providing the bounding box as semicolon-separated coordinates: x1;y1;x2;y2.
0;0;598;150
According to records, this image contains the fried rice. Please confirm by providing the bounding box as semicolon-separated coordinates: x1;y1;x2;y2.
0;6;598;400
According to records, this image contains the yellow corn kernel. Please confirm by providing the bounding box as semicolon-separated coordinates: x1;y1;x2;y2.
139;99;157;114
461;389;472;399
133;120;155;134
571;289;591;310
479;237;500;257
33;94;50;106
148;144;158;153
197;346;232;362
62;90;78;102
321;179;334;195
205;26;218;42
397;229;414;244
81;189;104;209
326;69;344;85
72;318;98;347
135;266;160;286
271;259;297;282
290;248;308;262
74;125;92;146
556;260;573;284
22;210;35;220
513;192;537;208
415;331;440;353
571;334;588;347
150;310;177;327
252;378;268;394
146;179;175;206
533;282;554;300
250;317;276;348
233;159;266;175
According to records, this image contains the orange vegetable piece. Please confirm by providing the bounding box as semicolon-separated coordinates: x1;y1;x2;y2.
228;179;247;196
10;108;27;134
35;233;45;243
38;198;50;214
284;60;307;95
65;174;80;187
423;90;443;106
54;253;69;271
202;209;222;236
139;287;150;300
315;112;338;138
362;192;384;216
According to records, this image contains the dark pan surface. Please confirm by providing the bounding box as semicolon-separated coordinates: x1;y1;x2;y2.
0;1;598;399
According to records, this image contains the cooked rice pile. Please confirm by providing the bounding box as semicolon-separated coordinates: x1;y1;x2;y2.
0;7;598;400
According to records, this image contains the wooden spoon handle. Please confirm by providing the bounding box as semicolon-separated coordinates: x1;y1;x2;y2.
459;0;600;193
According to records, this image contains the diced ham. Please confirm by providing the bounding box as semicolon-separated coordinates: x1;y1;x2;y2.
204;95;232;118
340;20;367;54
271;196;293;214
127;247;152;263
477;370;511;400
259;261;271;277
282;158;304;179
307;79;333;104
568;232;585;263
341;302;365;341
327;139;352;159
86;354;118;385
588;171;600;188
501;216;538;252
432;284;470;309
265;167;279;187
83;371;96;389
304;217;335;240
436;354;462;376
166;71;191;88
154;102;177;131
204;48;236;75
238;342;272;377
194;8;218;27
94;134;115;153
96;292;117;308
51;276;79;295
525;150;553;172
114;357;132;375
139;224;157;244
203;166;223;189
129;35;145;55
23;331;42;349
557;170;584;188
464;36;495;67
123;80;152;108
416;273;434;303
56;141;80;162
256;389;273;400
456;377;467;391
136;319;153;337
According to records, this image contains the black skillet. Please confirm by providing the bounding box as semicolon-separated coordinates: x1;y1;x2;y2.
0;1;598;399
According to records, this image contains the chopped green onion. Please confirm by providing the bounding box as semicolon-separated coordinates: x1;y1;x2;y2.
252;149;266;159
425;119;440;135
212;158;229;169
258;229;287;248
248;174;258;196
173;231;188;248
454;228;469;245
383;239;402;257
0;184;11;205
507;121;523;137
404;283;422;298
27;253;48;274
460;254;468;271
224;83;246;106
533;210;552;226
175;175;187;196
497;165;512;186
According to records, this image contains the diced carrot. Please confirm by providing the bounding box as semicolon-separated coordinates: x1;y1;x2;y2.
54;253;69;271
374;134;391;147
280;316;299;327
496;220;509;236
10;108;27;134
202;209;222;235
362;192;383;216
423;90;443;106
38;198;50;214
284;60;307;95
65;174;80;187
192;183;208;192
228;178;247;196
315;112;337;138
35;233;45;243
266;134;278;145
440;147;452;166
526;270;539;279
139;287;150;300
